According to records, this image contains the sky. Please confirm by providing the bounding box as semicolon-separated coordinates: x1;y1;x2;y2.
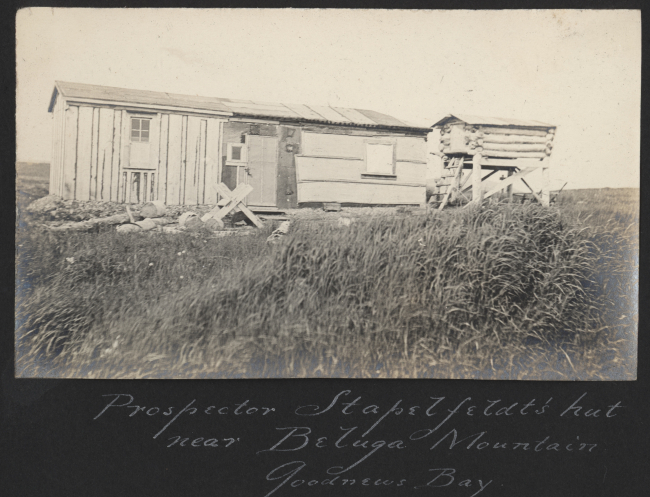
16;8;640;190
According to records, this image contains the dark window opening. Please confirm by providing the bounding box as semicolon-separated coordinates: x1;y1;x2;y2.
131;118;151;143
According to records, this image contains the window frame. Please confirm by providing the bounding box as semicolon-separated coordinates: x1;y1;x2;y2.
227;142;248;164
363;140;397;179
130;116;152;143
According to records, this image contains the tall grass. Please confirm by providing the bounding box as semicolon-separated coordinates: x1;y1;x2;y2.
16;195;636;379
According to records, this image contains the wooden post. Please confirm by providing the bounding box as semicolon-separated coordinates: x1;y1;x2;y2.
507;169;513;202
541;157;550;207
472;153;483;204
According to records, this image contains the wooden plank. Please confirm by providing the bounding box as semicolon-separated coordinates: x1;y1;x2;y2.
56;102;63;195
541;157;551;207
108;110;122;202
179;115;188;204
149;113;161;200
482;143;548;153
96;108;114;201
295;156;364;182
520;177;543;204
481;126;548;137
74;106;93;200
184;116;201;205
396;137;426;162
198;119;208;204
482;166;540;200
296;182;425;205
301;132;364;158
482;134;550;144
49;101;59;195
201;183;253;222
395;161;427;184
89;107;100;200
234;202;265;228
438;157;463;210
204;118;222;205
461;169;499;194
471;154;483;204
119;110;131;201
483;150;547;159
480;158;539;168
157;114;169;203
61;106;79;199
166;114;183;205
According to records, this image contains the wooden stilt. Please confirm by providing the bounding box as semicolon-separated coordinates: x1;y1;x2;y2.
507;169;513;201
472;153;483;204
541;157;550;207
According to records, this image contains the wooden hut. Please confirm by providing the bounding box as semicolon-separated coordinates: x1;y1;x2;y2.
48;81;430;210
430;114;556;208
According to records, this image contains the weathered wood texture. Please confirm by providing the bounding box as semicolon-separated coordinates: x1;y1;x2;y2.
297;181;425;205
49;97;66;196
51;102;224;204
276;126;300;209
294;131;427;205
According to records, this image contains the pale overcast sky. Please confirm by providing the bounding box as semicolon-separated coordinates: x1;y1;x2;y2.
16;9;640;189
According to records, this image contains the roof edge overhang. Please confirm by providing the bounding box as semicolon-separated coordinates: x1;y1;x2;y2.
231;112;431;134
62;96;234;117
48;84;60;113
431;113;556;130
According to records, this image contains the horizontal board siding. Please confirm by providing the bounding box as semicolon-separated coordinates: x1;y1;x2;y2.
396;137;426;162
395;161;427;185
296;156;425;186
296;156;364;182
297;181;425;205
301;132;364;158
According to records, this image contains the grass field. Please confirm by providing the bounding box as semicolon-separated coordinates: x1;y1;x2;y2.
15;169;638;379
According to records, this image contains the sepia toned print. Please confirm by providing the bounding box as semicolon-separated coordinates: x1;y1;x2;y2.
15;9;639;379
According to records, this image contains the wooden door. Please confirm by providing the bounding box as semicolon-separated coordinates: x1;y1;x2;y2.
246;135;278;207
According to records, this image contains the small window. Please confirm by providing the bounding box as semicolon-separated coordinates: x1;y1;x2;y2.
131;118;151;143
366;143;394;175
227;143;247;162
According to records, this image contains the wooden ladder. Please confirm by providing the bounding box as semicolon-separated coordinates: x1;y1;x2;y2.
435;157;465;211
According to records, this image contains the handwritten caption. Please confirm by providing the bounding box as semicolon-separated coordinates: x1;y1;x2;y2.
93;390;624;496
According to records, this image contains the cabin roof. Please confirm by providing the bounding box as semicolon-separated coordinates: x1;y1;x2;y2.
50;81;429;131
432;113;555;129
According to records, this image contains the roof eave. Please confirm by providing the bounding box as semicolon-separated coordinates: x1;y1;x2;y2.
47;83;61;113
232;112;430;133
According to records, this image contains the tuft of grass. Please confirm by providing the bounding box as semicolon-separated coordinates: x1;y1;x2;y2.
15;191;638;379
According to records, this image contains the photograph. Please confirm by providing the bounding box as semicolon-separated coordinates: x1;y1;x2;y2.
15;8;639;380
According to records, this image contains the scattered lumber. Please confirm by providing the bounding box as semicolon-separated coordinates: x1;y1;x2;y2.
202;183;265;229
47;213;136;231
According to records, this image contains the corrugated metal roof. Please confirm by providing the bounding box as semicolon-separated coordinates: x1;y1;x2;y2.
53;81;232;114
432;113;555;128
50;81;428;131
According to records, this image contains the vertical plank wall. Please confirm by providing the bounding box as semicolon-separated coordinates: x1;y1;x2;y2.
55;103;224;204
